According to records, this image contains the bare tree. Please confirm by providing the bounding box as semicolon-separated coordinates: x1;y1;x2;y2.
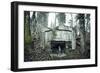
76;14;85;55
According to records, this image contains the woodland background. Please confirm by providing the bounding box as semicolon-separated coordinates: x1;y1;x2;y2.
24;11;90;61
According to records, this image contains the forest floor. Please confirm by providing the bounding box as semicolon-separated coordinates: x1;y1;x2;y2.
49;49;82;60
24;44;90;62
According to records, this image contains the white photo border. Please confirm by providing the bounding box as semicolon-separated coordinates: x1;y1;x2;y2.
18;4;96;69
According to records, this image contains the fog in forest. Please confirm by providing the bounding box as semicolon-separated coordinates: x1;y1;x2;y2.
24;11;90;62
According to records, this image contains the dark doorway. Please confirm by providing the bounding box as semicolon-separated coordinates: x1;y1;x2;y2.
51;41;66;54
